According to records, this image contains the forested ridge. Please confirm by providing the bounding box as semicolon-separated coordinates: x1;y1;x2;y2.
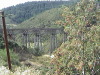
17;8;63;28
4;1;65;24
2;0;79;24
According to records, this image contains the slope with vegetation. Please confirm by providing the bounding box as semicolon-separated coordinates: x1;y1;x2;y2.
2;1;79;24
0;0;80;29
50;0;100;75
17;8;63;28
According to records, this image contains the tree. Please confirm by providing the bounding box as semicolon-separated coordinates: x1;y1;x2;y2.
50;0;100;75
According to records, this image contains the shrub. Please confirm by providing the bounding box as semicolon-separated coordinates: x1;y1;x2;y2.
50;0;100;75
0;49;20;66
0;34;5;49
33;47;44;56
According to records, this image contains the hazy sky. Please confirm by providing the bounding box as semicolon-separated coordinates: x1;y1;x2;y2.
0;0;41;10
0;0;69;10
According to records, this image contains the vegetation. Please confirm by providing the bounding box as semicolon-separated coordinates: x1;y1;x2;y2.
51;0;100;75
0;49;19;66
2;1;79;24
33;47;44;56
0;34;4;49
17;8;63;28
0;0;99;75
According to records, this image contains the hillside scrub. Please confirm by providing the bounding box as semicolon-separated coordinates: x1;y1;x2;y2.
0;49;20;66
0;54;52;75
51;0;100;75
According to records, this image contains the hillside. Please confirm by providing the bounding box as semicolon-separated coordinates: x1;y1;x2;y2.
17;8;63;28
51;0;100;75
0;0;80;25
2;1;70;24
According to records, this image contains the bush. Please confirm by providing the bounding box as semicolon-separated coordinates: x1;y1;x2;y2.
0;34;5;49
33;47;44;56
50;0;100;75
0;49;20;66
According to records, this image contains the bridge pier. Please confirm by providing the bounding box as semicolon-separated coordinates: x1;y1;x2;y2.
27;34;30;48
39;34;42;51
50;32;57;54
34;33;42;51
8;30;15;41
22;31;30;48
8;33;13;40
23;33;27;47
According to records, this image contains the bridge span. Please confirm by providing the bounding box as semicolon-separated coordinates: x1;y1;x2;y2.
0;27;67;53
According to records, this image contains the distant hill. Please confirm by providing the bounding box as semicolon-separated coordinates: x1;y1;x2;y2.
2;1;69;24
1;0;80;24
17;8;63;28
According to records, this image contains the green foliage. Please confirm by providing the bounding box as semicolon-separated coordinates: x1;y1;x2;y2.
0;34;19;49
0;49;20;66
2;1;76;24
17;8;63;28
33;47;44;56
50;0;100;75
8;41;19;49
0;34;4;49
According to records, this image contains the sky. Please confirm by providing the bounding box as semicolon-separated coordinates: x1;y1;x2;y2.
0;0;41;10
0;0;69;10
